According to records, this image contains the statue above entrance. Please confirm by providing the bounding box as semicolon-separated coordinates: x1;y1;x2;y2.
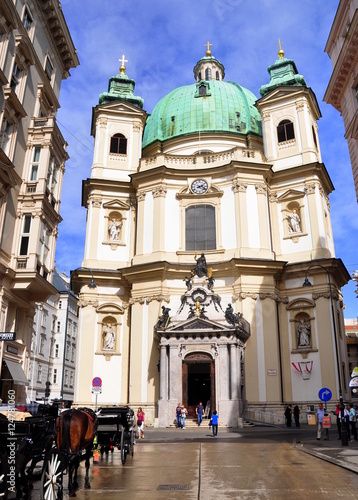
193;252;207;277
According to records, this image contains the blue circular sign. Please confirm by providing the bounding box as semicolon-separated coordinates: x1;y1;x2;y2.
92;377;102;387
318;387;332;402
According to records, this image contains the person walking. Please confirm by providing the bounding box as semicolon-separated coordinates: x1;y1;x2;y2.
284;405;292;428
316;403;325;440
334;402;341;439
176;402;182;428
293;405;300;428
181;404;187;429
196;401;204;427
211;410;219;437
349;403;357;441
136;407;145;439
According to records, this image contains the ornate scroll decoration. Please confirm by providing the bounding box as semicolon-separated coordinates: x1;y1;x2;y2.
136;190;146;202
77;299;99;308
152;186;167;198
312;291;339;301
305;183;316;195
232;180;248;193
259;293;289;304
255;183;267;195
88;194;102;208
128;295;170;305
239;292;258;301
178;344;186;357
211;343;219;356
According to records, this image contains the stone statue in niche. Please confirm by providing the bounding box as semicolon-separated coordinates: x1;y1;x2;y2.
108;217;122;241
103;322;115;349
194;253;207;277
296;319;311;347
287;209;301;233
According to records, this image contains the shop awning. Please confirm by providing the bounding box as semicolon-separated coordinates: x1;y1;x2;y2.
3;359;29;386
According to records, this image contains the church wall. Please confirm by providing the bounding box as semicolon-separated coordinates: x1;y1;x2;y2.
165;189;180;251
143;192;154;254
221;186;237;249
260;298;282;402
75;305;98;405
246;185;260;248
242;297;260;402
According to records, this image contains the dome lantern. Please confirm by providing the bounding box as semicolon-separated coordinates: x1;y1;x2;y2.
193;42;225;82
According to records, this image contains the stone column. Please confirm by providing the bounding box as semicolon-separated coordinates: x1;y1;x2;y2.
230;343;238;400
152;186;167;252
159;344;168;400
219;344;229;400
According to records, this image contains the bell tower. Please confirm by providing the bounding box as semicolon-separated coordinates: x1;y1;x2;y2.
256;43;322;171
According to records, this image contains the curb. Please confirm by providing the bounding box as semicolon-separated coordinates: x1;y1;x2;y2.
296;443;358;475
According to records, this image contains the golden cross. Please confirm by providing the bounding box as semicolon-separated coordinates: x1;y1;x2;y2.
205;41;212;52
277;39;284;58
119;54;128;67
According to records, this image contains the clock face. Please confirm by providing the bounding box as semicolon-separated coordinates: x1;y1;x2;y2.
191;179;208;194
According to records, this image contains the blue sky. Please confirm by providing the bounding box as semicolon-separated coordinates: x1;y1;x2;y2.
55;0;358;319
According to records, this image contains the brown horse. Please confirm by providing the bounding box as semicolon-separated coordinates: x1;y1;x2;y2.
56;408;97;496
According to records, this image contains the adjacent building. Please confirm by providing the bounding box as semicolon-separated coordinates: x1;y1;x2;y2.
0;1;78;403
345;318;358;400
73;46;350;426
28;269;78;404
324;0;358;202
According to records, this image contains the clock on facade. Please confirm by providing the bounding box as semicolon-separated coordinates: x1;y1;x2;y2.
191;179;208;194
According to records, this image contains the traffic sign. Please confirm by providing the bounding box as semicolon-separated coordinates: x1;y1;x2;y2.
92;377;102;388
91;386;102;394
318;387;332;402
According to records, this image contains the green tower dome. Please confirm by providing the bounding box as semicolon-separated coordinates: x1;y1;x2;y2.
142;55;262;149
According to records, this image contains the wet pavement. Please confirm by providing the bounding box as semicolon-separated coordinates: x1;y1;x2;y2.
25;424;358;499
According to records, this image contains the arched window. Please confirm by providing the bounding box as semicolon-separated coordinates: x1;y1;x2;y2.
205;68;212;80
199;84;207;96
185;205;216;251
110;133;127;154
277;120;294;143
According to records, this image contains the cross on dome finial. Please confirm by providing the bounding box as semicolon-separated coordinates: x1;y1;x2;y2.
205;41;212;56
119;54;128;74
277;39;285;59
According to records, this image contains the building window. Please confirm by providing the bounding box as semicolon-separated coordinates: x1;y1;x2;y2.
53;368;57;384
277;120;295;143
46;156;59;199
22;5;33;32
110;133;127;154
37;364;42;383
38;222;51;270
71;346;75;363
70;372;74;388
205;68;212;80
10;62;21;93
198;71;202;80
55;344;59;357
65;370;69;387
0;118;12;156
50;341;54;358
199;84;207;96
39;337;45;355
185;205;216;251
19;215;31;255
59;300;62;309
65;343;70;361
30;147;41;181
312;126;317;148
44;56;53;82
57;321;61;333
216;71;219;80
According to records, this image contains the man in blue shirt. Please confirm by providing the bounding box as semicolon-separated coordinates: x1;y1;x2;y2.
196;401;204;426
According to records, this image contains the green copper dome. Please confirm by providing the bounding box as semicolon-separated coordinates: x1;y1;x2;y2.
142;79;262;149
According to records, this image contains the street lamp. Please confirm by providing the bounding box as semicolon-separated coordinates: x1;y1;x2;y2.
60;267;96;403
303;264;348;446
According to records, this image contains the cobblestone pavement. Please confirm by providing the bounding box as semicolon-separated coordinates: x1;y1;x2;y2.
24;425;358;499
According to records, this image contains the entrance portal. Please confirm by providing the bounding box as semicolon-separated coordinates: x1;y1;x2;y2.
182;353;215;418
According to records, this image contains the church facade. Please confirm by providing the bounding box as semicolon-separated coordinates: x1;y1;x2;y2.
73;47;350;426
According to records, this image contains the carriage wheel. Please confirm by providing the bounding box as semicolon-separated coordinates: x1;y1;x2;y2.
40;448;64;500
0;450;7;500
120;430;127;465
130;430;134;457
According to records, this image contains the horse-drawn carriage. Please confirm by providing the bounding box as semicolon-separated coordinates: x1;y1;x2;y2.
95;406;135;464
0;403;58;499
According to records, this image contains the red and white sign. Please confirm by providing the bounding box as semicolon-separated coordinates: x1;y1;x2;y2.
92;377;102;387
349;376;358;388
